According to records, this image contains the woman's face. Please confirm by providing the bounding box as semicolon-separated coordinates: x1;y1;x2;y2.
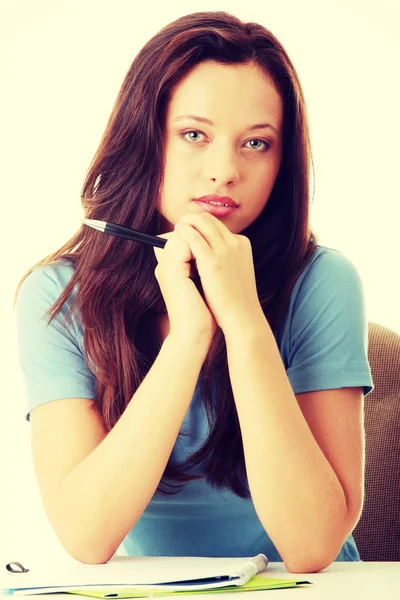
157;60;283;233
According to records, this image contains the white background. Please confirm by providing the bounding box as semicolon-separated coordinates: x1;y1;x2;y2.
0;0;399;564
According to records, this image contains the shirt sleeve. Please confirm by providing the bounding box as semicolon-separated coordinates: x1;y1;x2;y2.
286;249;374;397
15;265;96;421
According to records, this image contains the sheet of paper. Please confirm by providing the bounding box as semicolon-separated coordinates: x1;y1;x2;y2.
1;556;260;592
67;576;312;597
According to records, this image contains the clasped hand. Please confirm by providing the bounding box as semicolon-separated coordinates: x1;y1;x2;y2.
154;212;262;335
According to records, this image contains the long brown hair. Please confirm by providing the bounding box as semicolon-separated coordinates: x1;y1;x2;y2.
14;11;318;497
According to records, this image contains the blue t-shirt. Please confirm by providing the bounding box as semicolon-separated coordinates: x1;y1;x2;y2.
15;245;374;561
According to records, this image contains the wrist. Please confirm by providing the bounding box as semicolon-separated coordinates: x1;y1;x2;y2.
164;330;212;358
222;309;268;345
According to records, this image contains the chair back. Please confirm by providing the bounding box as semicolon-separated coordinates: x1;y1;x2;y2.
352;322;400;561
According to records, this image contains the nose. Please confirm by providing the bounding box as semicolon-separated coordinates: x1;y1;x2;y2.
206;143;240;186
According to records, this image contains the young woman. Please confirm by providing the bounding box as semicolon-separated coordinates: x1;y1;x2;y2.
14;11;374;572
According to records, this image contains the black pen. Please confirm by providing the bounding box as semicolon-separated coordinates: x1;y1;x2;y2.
82;219;167;249
82;218;201;281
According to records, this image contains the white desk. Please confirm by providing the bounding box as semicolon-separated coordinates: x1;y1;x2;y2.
2;562;398;599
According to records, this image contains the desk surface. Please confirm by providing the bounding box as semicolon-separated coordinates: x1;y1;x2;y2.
2;562;398;599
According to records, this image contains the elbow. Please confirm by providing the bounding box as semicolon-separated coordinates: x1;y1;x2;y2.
50;515;121;564
60;536;118;564
43;486;133;564
69;552;115;565
282;510;361;574
281;536;346;574
284;546;337;573
284;556;333;574
47;504;129;564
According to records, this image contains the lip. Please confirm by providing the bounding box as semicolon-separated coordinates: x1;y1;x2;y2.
194;195;239;207
193;200;237;217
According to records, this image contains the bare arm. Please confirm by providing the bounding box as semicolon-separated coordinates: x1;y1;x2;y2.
31;334;208;564
223;312;364;573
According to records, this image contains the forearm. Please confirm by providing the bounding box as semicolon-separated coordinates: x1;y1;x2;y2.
224;314;352;573
55;335;208;563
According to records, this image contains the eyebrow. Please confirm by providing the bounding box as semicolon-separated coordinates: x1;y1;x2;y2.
173;114;279;135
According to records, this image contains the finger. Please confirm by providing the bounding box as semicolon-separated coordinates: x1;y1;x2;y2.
184;211;231;236
169;230;200;278
153;230;194;265
175;213;227;252
174;223;214;266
